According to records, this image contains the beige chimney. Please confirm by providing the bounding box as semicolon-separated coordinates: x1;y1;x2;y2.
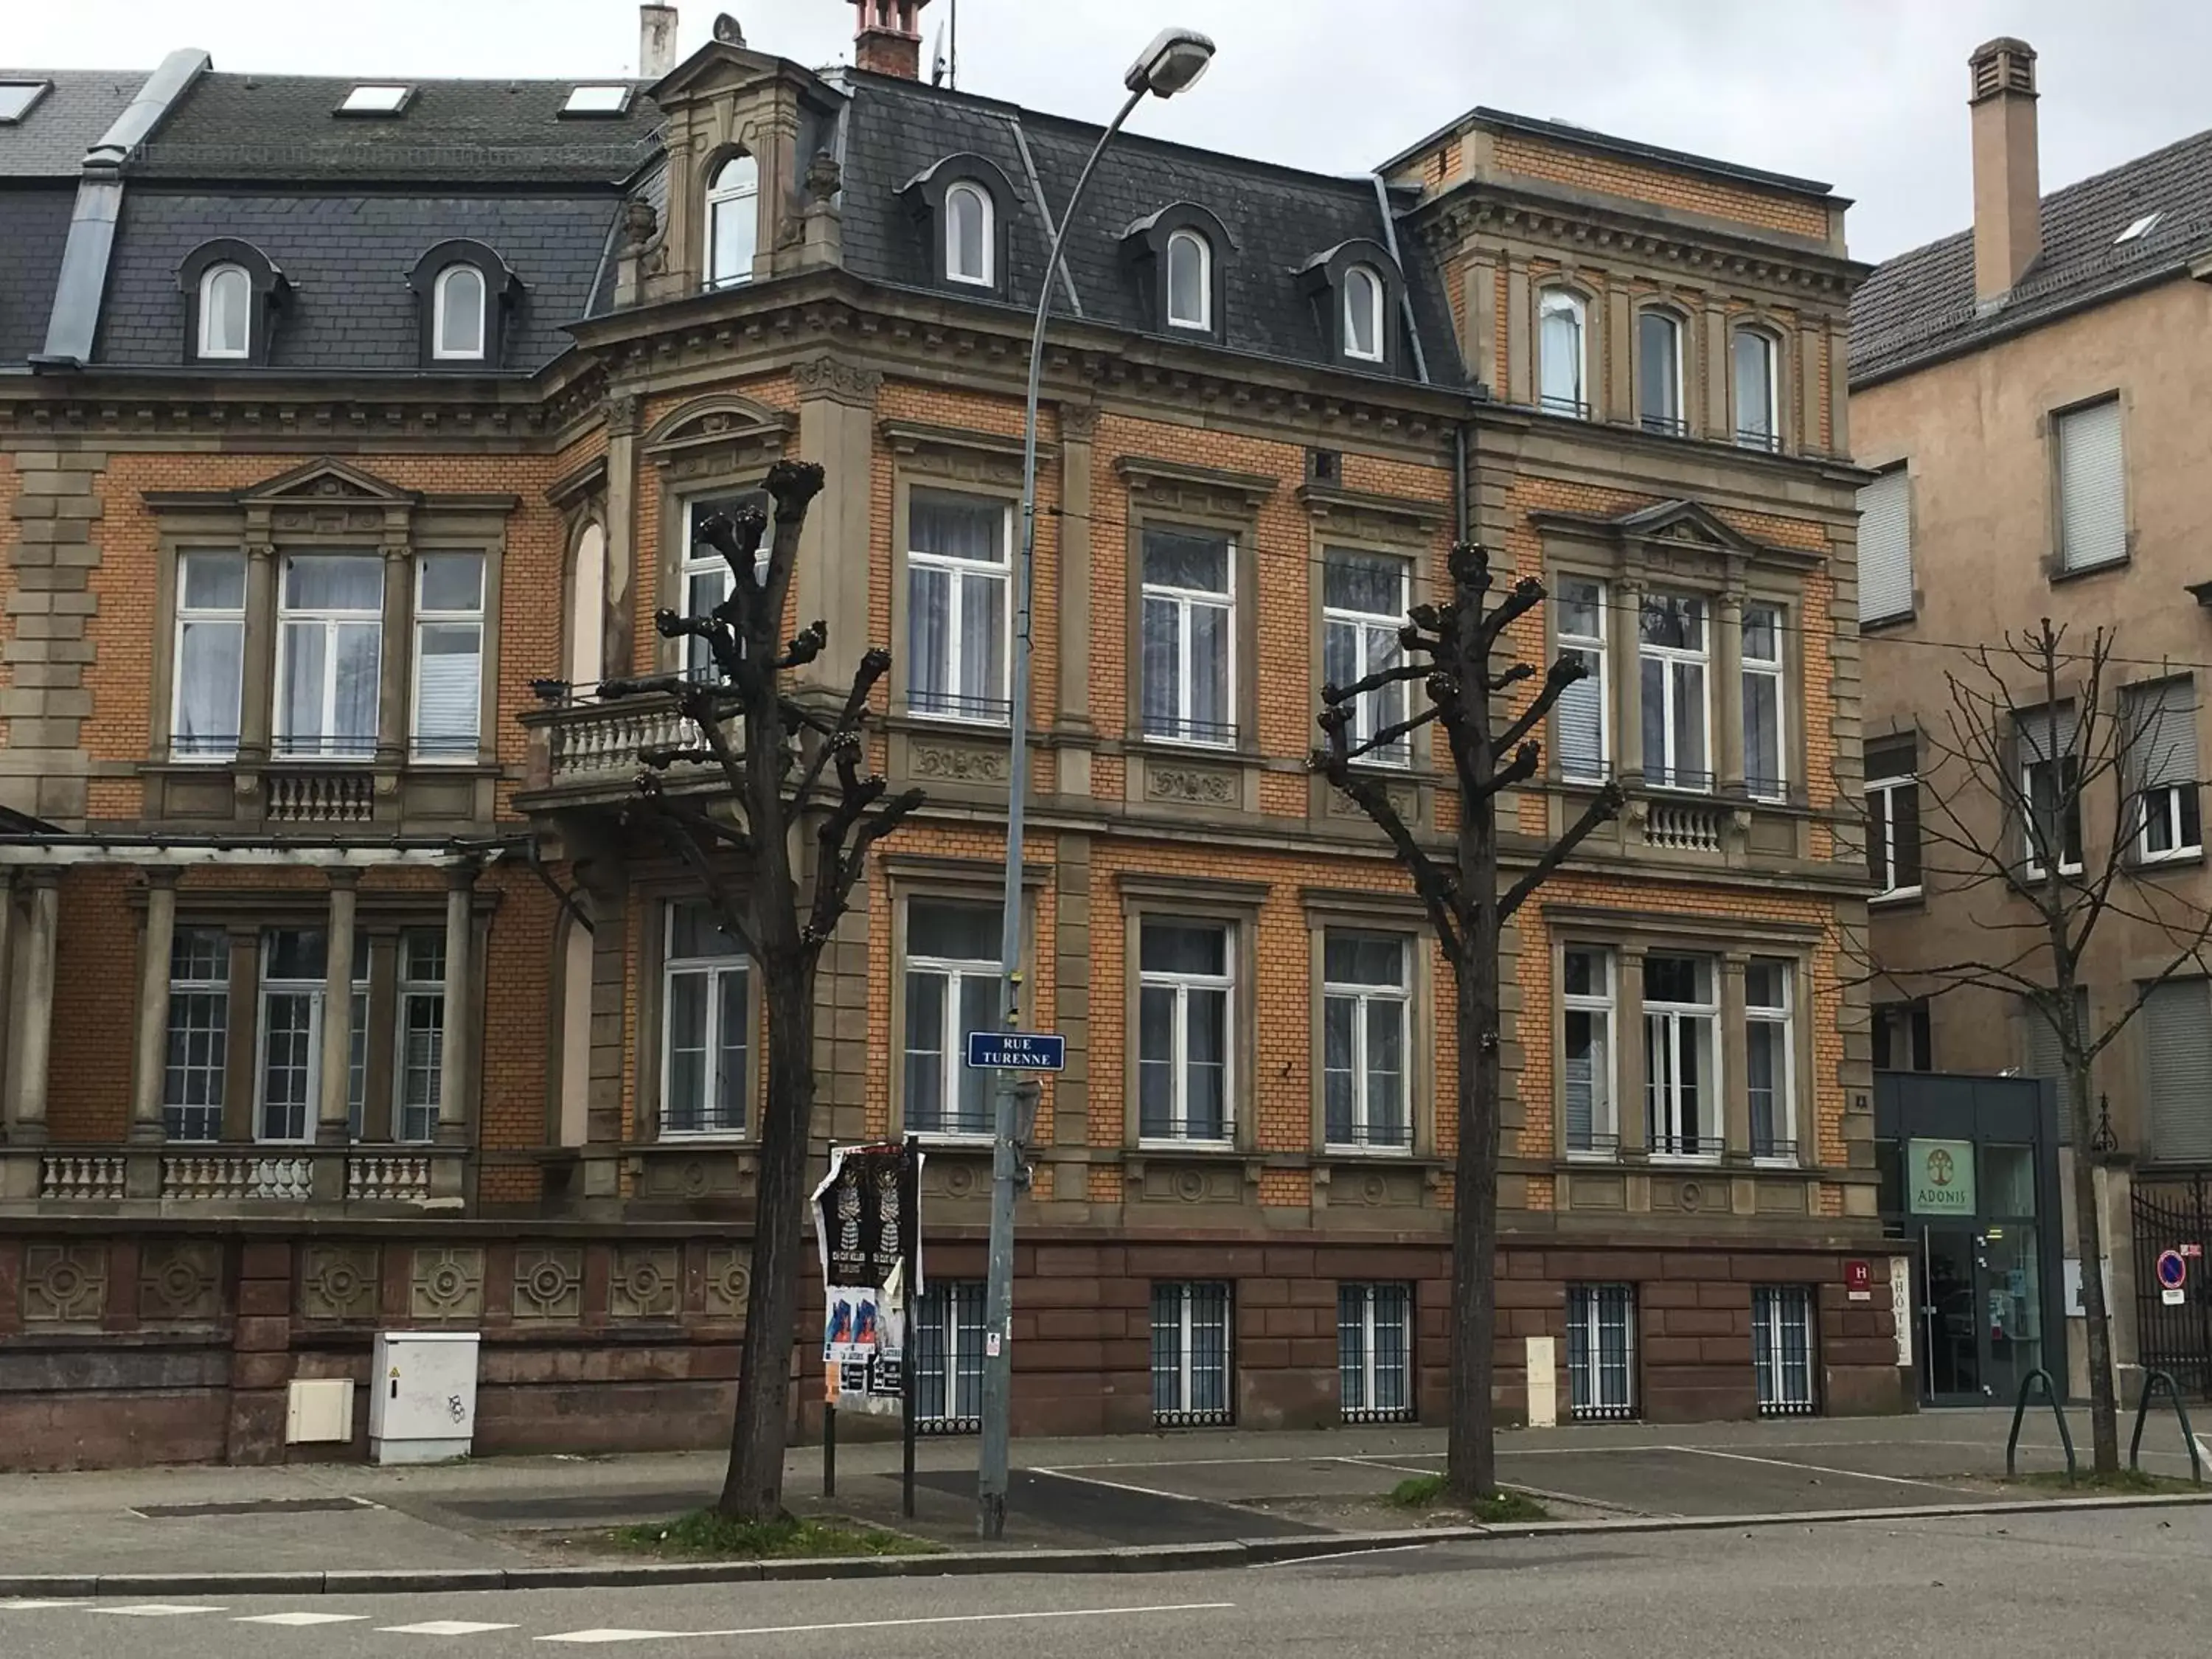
639;4;680;79
1969;36;2041;305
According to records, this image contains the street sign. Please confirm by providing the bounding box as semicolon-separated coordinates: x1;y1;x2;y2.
966;1030;1066;1071
2157;1248;2188;1306
1845;1259;1873;1301
2183;1243;2205;1259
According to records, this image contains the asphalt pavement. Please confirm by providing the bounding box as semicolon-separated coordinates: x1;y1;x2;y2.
4;1504;2210;1658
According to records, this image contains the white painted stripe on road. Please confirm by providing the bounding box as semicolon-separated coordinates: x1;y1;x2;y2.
0;1600;91;1610
1336;1455;1445;1478
1259;1543;1439;1568
1027;1467;1208;1502
102;1605;229;1617
236;1613;371;1626
1666;1445;1964;1492
537;1602;1237;1644
379;1621;521;1635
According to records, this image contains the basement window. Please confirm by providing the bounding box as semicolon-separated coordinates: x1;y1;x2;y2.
338;84;414;116
562;84;633;116
0;80;51;123
2115;212;2163;244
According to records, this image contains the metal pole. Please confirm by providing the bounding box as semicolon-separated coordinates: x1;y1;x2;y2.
978;81;1148;1543
902;1132;919;1520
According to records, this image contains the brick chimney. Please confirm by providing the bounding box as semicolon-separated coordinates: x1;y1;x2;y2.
639;4;679;79
852;0;931;80
1969;36;2041;305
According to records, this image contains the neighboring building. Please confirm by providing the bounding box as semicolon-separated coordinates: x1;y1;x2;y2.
0;2;1889;1469
1851;38;2212;1397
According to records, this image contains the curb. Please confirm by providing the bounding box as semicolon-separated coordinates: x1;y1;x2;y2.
7;1492;2206;1598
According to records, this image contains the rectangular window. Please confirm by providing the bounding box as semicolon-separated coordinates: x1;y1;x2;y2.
914;1279;987;1433
1563;947;1615;1156
412;553;484;760
1322;931;1410;1152
1746;959;1795;1162
1636;310;1683;436
1644;953;1717;1158
1857;467;1913;624
1732;330;1778;451
163;928;230;1143
275;554;383;759
396;928;447;1143
2126;678;2200;863
906;491;1010;723
172;552;246;760
1139;526;1234;746
1338;1282;1414;1423
2144;980;2212;1164
1321;550;1411;767
1752;1285;1817;1416
1742;602;1785;801
2055;397;2126;572
1138;919;1231;1144
257;927;326;1143
1151;1281;1233;1425
1873;999;1932;1071
2022;987;2088;1142
902;898;1003;1138
661;901;748;1136
2018;705;2083;877
1566;1283;1637;1420
682;495;770;678
1554;578;1607;783
1638;591;1710;790
1866;737;1922;901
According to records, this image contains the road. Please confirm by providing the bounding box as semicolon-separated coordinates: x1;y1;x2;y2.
7;1505;2210;1659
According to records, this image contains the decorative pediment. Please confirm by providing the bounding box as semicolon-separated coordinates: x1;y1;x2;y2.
1115;453;1277;518
646;40;809;107
1531;496;1821;574
240;457;419;507
644;394;798;484
880;420;1050;490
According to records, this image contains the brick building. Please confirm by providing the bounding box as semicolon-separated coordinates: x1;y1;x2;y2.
0;5;1893;1469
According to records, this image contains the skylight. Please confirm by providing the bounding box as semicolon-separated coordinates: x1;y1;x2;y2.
338;83;414;116
0;80;52;124
2115;212;2163;245
562;84;633;116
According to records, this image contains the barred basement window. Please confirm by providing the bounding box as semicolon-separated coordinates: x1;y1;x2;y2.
1753;1285;1817;1415
1152;1281;1233;1426
163;928;231;1143
914;1279;987;1433
1338;1281;1413;1423
1566;1283;1637;1420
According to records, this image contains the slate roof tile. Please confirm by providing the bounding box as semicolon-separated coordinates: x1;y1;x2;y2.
0;184;74;361
0;68;147;178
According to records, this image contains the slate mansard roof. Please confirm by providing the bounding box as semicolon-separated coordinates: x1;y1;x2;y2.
0;69;150;178
1851;125;2212;385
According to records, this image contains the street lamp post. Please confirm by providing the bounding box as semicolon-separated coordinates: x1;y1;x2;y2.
977;25;1218;1543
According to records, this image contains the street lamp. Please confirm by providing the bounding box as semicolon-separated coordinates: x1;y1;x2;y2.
977;23;1218;1543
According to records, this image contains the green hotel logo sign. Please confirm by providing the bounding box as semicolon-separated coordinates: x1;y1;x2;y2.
1908;1138;1977;1216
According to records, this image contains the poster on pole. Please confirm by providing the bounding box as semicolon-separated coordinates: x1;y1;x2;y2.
813;1141;923;1417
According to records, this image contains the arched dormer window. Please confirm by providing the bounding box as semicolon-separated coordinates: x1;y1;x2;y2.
1121;203;1231;343
1538;288;1587;417
1297;239;1405;372
178;239;288;366
945;181;993;286
1343;265;1385;361
406;240;522;369
706;153;759;290
1166;230;1211;330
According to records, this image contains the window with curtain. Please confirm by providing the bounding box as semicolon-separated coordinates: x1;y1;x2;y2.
1636;310;1683;434
1747;958;1795;1161
2017;703;2082;876
1857;467;1913;624
397;928;446;1143
2021;987;2088;1141
163;928;229;1143
172;551;245;760
1338;1282;1413;1422
1322;931;1409;1152
906;490;1009;723
1733;329;1778;451
198;263;251;359
275;554;383;758
902;898;1003;1137
2056;398;2126;571
2126;678;2199;862
1866;736;1922;900
432;265;486;360
412;552;483;759
1321;549;1411;766
661;901;749;1135
945;181;992;285
1539;289;1587;417
1638;591;1710;790
2144;978;2212;1164
1644;953;1717;1158
1138;919;1231;1143
706;153;759;289
1554;577;1607;782
1563;947;1615;1156
1343;265;1384;361
1166;229;1210;330
1151;1281;1232;1425
1139;526;1234;745
1742;601;1785;801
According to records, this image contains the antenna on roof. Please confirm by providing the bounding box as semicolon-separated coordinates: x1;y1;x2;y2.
949;0;959;88
931;19;947;85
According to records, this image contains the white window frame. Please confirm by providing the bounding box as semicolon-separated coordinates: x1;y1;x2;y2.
1322;931;1411;1154
1732;327;1780;451
431;264;487;361
1321;549;1412;768
1644;954;1719;1161
1138;526;1236;748
171;549;246;762
682;496;769;678
1138;920;1234;1147
1151;1280;1233;1425
2020;708;2084;879
906;490;1012;725
945;181;994;287
2127;681;2201;864
1562;946;1615;1158
273;554;383;759
1554;577;1608;783
1638;591;1713;793
1635;308;1684;435
1746;958;1796;1164
395;928;446;1144
1742;600;1787;802
410;552;484;762
1337;1281;1414;1423
197;263;251;361
162;928;230;1144
1868;766;1922;902
705;153;759;290
1753;1284;1817;1415
1566;1283;1637;1421
257;930;323;1146
1538;288;1587;417
902;900;1001;1141
1166;229;1211;330
1343;265;1385;363
659;903;751;1138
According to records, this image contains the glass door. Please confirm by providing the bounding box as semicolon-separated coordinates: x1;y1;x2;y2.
1921;1227;1985;1402
1978;1224;2044;1404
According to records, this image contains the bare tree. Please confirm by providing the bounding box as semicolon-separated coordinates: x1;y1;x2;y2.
1314;539;1623;1503
602;459;923;1520
1860;619;2212;1475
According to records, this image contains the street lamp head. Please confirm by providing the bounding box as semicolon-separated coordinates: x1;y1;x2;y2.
1124;27;1217;98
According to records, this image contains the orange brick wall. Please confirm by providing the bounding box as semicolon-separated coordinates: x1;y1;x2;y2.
1494;133;1831;241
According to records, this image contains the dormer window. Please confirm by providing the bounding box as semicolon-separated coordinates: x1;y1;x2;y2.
181;240;287;366
338;84;413;116
1122;204;1231;342
1298;240;1405;373
407;240;521;369
198;265;251;360
0;80;50;124
945;181;994;286
1166;230;1211;330
1343;265;1385;362
707;153;760;290
433;265;487;361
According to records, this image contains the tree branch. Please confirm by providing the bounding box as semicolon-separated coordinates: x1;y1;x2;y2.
1500;782;1626;921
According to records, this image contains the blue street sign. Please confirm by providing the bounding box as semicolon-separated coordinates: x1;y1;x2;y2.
965;1031;1066;1071
2157;1248;2188;1291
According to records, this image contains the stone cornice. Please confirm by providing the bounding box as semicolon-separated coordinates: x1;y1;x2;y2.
1295;480;1450;537
1113;453;1278;510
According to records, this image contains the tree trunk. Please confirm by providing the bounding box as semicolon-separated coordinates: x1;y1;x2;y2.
718;964;817;1518
1445;944;1501;1500
2067;1059;2121;1475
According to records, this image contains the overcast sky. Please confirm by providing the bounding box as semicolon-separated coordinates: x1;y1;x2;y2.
10;0;2208;261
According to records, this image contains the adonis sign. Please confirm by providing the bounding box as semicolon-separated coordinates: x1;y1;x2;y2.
1907;1137;1977;1216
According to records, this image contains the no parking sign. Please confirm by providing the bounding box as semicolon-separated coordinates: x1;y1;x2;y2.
2157;1248;2188;1306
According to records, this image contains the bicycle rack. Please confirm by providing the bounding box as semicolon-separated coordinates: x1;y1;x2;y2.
2005;1367;2077;1481
2129;1368;2205;1486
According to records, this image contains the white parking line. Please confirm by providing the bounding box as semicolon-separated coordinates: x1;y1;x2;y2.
102;1605;229;1618
380;1621;521;1636
536;1602;1237;1644
236;1613;372;1627
0;1600;91;1610
1667;1445;1964;1492
1028;1466;1207;1502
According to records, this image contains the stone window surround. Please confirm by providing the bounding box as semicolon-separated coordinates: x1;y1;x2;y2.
1301;480;1447;779
630;876;765;1148
1116;871;1267;1155
1629;298;1692;436
1543;903;1823;1170
1534;278;1595;419
177;237;288;368
1121;201;1235;345
1296;238;1408;375
1727;318;1791;453
645;399;797;678
1301;886;1436;1161
2041;388;2135;582
404;238;524;372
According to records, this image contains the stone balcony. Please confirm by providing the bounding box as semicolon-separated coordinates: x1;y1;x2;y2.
515;690;734;811
0;1144;469;1215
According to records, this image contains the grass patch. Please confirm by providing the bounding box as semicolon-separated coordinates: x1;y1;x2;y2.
2009;1467;2205;1496
611;1511;939;1560
1387;1475;1548;1523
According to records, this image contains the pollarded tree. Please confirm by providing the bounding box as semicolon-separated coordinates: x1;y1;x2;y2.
602;459;922;1520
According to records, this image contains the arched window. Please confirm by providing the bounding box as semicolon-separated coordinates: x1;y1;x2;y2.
1343;265;1384;362
1733;327;1779;451
432;265;487;361
1636;310;1683;435
1166;229;1211;330
945;181;992;286
1539;289;1587;417
198;263;251;360
706;153;759;290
